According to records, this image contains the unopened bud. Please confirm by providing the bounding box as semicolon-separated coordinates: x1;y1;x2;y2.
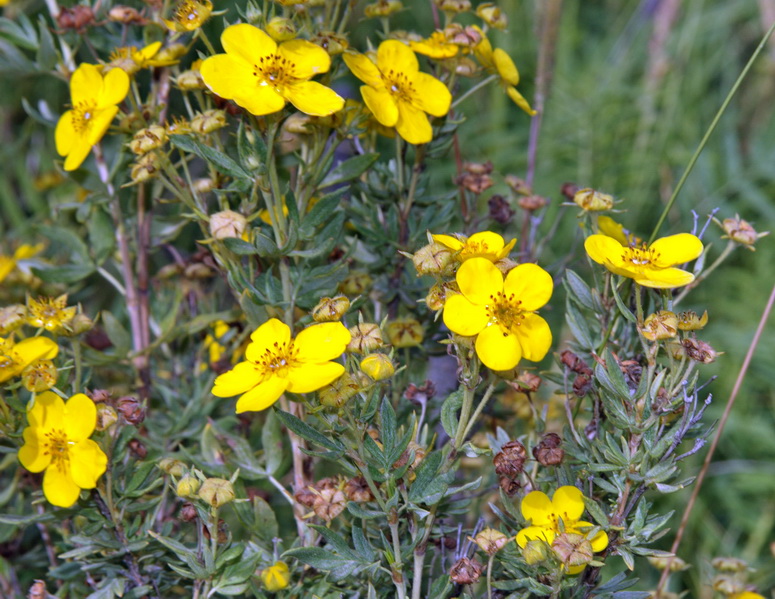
347;323;384;353
339;271;372;296
411;242;455;276
311;31;349;55
318;373;361;407
476;2;507;28
640;310;678;341
647;555;688;572
193;178;216;194
533;433;564;466
425;281;458;311
129;125;168;155
523;539;549;565
177;69;205;91
0;304;27;335
711;557;748;573
677;310;708;331
435;0;471;13
176;473;200;497
191;109;228;134
209;210;247;240
386;318;424;348
573;187;614;211
198;478;235;507
721;215;768;249
159;458;188;477
312;295;350;322
95;404;118;431
261;561;291;591
360;353;395;381
266;16;296;41
68;313;94;335
552;532;593;568
131;152;161;183
713;575;744;595
449;557;482;584
155;43;187;63
364;0;403;18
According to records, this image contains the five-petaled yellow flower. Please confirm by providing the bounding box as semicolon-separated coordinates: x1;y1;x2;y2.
432;231;516;263
55;63;130;171
200;24;344;117
261;561;291;591
18;391;108;507
516;486;608;568
212;318;351;413
585;233;703;289
443;258;552;371
474;31;535;116
27;295;77;334
0;335;58;384
163;0;212;32
343;40;452;144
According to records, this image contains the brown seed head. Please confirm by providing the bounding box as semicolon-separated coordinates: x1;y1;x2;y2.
180;502;198;522
312;487;346;521
116;396;145;425
518;194;549;211
560;182;580;200
109;5;147;24
488;194;514;224
533;433;564;466
57;5;95;31
344;477;373;503
493;440;527;478
128;439;147;459
449;557;482;584
682;338;719;364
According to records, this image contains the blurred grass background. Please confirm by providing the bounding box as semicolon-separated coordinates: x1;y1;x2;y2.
1;0;774;595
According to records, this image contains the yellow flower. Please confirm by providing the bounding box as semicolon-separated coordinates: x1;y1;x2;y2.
261;561;291;591
0;336;58;384
200;24;344;117
409;31;459;59
731;593;765;599
18;391;108;507
516;486;608;571
640;310;678;341
597;216;640;247
55;64;129;171
443;258;552;371
585;233;703;289
212;318;351;413
163;0;212;32
0;244;42;283
432;231;516;263
27;295;77;334
109;42;179;75
343;40;452;144
474;32;535;116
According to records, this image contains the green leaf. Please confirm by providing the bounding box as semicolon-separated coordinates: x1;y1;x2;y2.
101;311;131;357
440;390;464;439
274;409;345;455
565;268;597;312
282;547;362;581
262;410;284;476
611;278;637;323
33;264;95;284
87;206;116;264
380;397;397;456
223;237;259;255
320;153;379;188
346;502;383;520
170;135;251;180
251;496;279;544
582;495;610;528
299;189;345;237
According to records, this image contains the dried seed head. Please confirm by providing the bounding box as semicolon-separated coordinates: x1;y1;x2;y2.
573;374;592;397
128;439;147;458
573;188;614;211
312;487;346;521
27;580;47;599
518;194;549;211
488;194;514;224
682;338;719;364
116;396;145;425
57;5;95;31
209;210;247;240
108;6;146;24
312;295;350;322
449;557;482;584
552;532;594;568
347;323;384;354
455;170;494;194
648;555;689;572
560;350;593;375
505;174;530;194
179;502;198;522
472;528;509;555
533;433;564;466
516;371;542;392
493;440;527;478
444;23;482;47
344;477;373;503
294;486;317;508
721;215;768;249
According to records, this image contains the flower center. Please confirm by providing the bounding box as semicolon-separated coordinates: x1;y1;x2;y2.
71;101;97;135
383;69;416;102
256;340;299;378
254;55;295;90
486;291;524;333
621;244;660;267
44;428;72;471
460;240;492;259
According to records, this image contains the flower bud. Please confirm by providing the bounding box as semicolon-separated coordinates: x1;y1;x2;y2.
364;0;403;18
493;440;526;478
95;404;119;431
339;271;372;296
159;458;188;477
0;304;27;335
198;478;235;507
312;295;350;322
347;323;384;353
682;338;719;364
522;539;549;565
533;433;564;466
155;43;187;63
129;125;168;155
411;242;455;276
713;575;744;595
472;528;509;555
266;16;296;41
476;3;508;29
505;174;530;194
711;557;748;572
131;152;161;183
177;473;201;498
191;109;228;134
116;396;145;425
449;557;482;585
209;210;247;240
386;318;424;348
318;373;361;407
21;360;57;392
573;187;614;211
648;555;688;571
640;310;678;341
552;532;593;569
677;310;708;331
434;0;471;13
360;353;395;381
193;178;216;194
425;281;458;311
67;313;94;335
177;69;206;91
261;561;291;592
312;487;346;520
311;31;349;55
721;215;768;249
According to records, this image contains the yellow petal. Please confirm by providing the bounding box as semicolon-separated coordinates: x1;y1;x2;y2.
200;54;287;116
18;428;51;472
492;48;519;86
98;67;130;108
475;324;522;371
221;23;276;66
636;267;695;289
63;139;93;171
279;39;331;78
412;72;451;117
295;322;351;362
69;439;107;489
235;376;288;413
503;263;553;311
15;337;58;369
213;361;264;397
650;233;703;267
377;40;418;75
584;234;622;265
521;490;553;525
246;319;291;362
70;63;102;105
597;216;630;246
516;525;554;548
86;106;119;147
396;101;432;145
456;257;503;306
287;361;344;393
442;293;489;336
551;485;585;521
506;86;536;116
284;81;344;117
43;464;81;508
27;390;64;429
55;110;76;156
343;52;383;88
136;41;161;61
431;234;463;251
63;393;96;441
511;313;552;362
466;231;506;254
361;85;398;127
